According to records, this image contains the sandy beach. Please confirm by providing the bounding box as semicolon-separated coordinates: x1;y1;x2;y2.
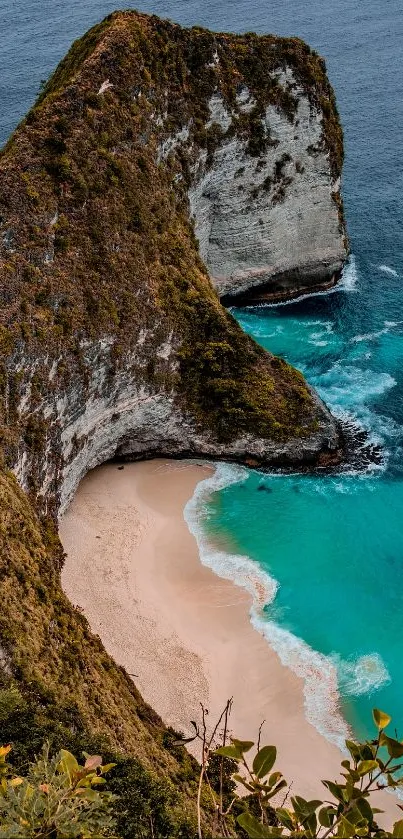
60;460;398;818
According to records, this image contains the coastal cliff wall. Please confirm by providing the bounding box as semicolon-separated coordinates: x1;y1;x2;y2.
0;11;345;818
189;75;346;302
0;11;345;515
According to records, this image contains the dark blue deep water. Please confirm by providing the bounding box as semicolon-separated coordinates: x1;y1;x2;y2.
2;1;403;745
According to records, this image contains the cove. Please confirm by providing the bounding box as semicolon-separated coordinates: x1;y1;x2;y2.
200;258;403;744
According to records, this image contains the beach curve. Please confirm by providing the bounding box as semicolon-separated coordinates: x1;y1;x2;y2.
60;459;398;818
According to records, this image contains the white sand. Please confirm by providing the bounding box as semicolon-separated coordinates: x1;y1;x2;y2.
60;460;397;821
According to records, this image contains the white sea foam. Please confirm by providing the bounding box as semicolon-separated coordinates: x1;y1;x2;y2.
184;463;277;606
337;653;391;697
184;462;391;752
378;264;399;278
302;320;334;330
350;319;403;344
250;612;351;749
305;364;397;453
351;329;389;343
241;255;359;309
340;254;359;291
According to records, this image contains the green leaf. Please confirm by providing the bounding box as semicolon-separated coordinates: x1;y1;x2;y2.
357;759;378;776
318;806;335;828
393;820;403;837
291;795;308;816
216;739;254;760
305;812;317;836
232;739;254;754
306;800;322;815
75;787;99;801
268;771;282;788
59;749;79;779
372;708;392;730
237;812;281;838
359;743;376;760
253;745;277;779
276;808;294;830
356;797;373;823
345;740;360;760
337;815;356;837
322;780;345;802
381;735;403;758
265;778;287;799
215;745;242;760
346;806;367;826
100;762;116;774
291;796;321;817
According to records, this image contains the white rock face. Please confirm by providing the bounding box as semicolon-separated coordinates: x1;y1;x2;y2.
7;71;345;515
188;78;345;299
12;332;338;517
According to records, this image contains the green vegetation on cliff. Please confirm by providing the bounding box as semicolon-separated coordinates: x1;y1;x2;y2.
0;8;342;471
0;10;345;836
3;707;403;837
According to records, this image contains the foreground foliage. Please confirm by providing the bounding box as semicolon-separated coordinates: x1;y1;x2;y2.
185;703;403;838
3;706;403;837
0;683;199;838
0;744;116;838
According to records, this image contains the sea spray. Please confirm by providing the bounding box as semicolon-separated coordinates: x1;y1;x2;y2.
336;653;391;697
378;265;399;278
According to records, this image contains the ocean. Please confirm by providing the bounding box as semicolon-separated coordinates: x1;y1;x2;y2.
2;0;403;746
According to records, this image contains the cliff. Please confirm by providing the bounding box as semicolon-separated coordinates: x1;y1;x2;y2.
0;10;346;835
189;76;347;304
0;10;345;515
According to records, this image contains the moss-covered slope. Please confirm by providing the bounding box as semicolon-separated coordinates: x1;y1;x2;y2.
0;10;345;835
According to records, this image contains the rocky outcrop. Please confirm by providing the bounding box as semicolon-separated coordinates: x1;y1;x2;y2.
189;76;346;303
0;10;346;517
11;332;339;518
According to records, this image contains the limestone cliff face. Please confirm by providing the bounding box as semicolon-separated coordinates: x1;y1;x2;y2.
0;11;345;518
189;77;346;302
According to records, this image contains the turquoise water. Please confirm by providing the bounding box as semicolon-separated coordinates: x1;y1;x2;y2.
2;0;402;749
202;269;403;743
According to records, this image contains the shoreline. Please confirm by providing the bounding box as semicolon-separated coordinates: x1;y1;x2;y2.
60;459;397;818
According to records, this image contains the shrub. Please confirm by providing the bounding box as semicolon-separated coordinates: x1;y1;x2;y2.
180;702;403;838
0;743;116;838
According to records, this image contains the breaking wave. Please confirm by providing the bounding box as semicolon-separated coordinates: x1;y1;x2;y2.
184;463;390;752
378;264;399;277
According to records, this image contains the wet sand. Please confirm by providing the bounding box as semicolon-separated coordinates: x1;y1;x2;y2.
60;459;398;820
